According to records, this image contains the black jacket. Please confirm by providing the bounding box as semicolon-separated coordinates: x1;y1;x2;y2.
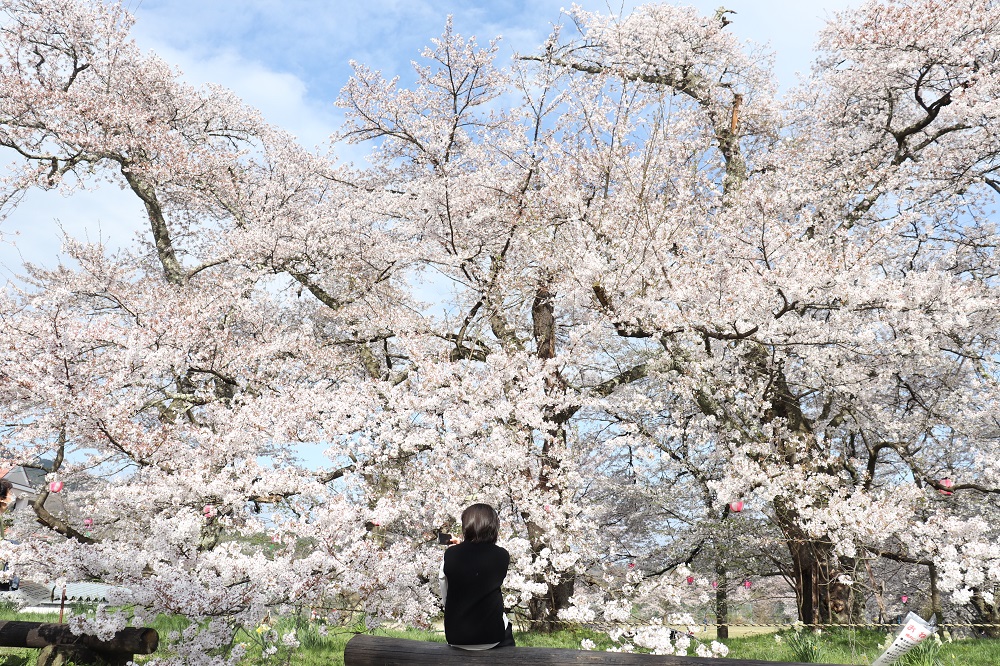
442;541;510;645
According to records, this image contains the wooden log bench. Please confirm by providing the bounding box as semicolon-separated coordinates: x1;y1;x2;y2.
0;620;158;666
344;634;851;665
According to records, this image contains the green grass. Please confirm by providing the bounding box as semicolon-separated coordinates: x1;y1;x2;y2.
512;625;616;650
722;627;1000;665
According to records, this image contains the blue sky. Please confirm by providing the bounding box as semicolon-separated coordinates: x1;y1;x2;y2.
1;0;859;277
129;0;859;147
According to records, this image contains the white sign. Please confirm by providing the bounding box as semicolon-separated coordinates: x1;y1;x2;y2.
871;612;935;666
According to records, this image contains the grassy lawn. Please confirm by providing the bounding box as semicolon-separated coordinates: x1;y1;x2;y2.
1;608;998;665
725;627;1000;665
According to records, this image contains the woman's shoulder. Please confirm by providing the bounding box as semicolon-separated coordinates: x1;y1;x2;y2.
449;541;509;555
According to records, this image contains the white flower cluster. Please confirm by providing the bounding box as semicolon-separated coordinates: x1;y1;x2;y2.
67;606;128;642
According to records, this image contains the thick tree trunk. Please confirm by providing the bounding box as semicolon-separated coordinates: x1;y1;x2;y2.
776;504;854;626
525;282;575;632
744;352;857;625
532;286;556;360
522;513;576;631
526;575;575;632
970;588;1000;638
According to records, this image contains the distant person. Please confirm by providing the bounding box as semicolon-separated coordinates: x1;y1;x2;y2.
0;478;12;513
439;503;514;649
0;478;16;590
0;478;12;539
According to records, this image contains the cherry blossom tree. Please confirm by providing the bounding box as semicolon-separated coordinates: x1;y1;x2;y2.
1;0;1000;662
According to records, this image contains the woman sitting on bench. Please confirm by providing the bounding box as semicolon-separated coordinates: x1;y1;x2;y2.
439;503;515;649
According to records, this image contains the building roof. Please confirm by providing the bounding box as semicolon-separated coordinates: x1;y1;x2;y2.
1;460;54;495
51;581;126;603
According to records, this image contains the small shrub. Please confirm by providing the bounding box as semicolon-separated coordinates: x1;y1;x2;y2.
897;638;942;666
0;599;21;615
296;624;334;651
0;655;30;666
786;630;824;663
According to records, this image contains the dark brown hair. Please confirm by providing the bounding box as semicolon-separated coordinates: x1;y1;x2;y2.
461;503;499;544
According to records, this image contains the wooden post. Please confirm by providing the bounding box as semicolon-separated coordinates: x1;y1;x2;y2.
58;585;66;624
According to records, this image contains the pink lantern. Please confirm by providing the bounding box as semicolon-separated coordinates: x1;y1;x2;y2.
48;481;63;493
939;478;954;496
83;518;93;528
901;595;909;603
743;580;752;590
729;501;744;513
203;504;214;517
712;581;719;589
687;576;695;585
628;562;636;569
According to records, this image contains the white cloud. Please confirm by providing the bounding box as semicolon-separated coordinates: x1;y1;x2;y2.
0;185;146;283
143;42;340;150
